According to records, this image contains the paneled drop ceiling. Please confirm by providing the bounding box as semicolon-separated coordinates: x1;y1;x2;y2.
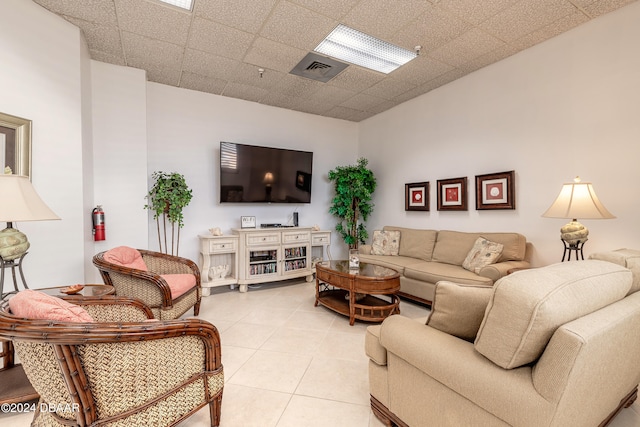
32;0;636;122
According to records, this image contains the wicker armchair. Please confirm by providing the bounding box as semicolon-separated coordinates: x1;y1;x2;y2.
93;249;201;320
0;294;223;426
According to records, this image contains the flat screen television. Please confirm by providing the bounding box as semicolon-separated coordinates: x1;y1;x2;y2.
219;142;313;203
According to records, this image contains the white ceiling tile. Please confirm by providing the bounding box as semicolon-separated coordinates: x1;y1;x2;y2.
388;56;454;86
65;16;123;58
230;63;287;90
243;37;307;74
188;18;255;61
390;4;472;53
327;66;385;92
121;32;184;76
194;0;278;33
270;74;324;98
323;106;361;120
509;11;589;52
307;85;357;105
182;49;241;80
90;50;126;66
339;93;386;111
363;78;416;100
115;0;192;45
576;0;637;18
480;0;579;43
179;72;228;95
288;0;360;20
437;0;521;25
343;0;432;39
32;0;118;25
429;28;505;67
222;82;270;103
259;1;337;50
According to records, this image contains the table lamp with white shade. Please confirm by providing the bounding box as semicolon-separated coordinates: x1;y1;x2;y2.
542;176;615;261
0;171;60;296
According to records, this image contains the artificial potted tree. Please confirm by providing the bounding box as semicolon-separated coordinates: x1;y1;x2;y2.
145;171;193;256
328;157;377;250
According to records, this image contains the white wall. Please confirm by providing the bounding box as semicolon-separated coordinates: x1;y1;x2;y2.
146;83;359;263
88;61;149;282
0;0;88;288
359;1;640;267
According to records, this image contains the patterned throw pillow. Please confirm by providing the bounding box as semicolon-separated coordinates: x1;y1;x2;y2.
371;230;401;256
462;237;504;274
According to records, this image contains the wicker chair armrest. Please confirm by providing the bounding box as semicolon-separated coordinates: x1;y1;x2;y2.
60;295;154;322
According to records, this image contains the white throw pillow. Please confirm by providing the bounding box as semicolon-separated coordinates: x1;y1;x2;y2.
462;237;503;274
371;230;401;256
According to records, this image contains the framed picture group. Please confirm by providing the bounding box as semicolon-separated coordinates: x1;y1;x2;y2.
405;170;515;212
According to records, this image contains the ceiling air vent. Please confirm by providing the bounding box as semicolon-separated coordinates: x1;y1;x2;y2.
290;52;348;83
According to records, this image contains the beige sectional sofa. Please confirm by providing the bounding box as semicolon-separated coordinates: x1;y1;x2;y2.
366;260;640;427
358;227;532;305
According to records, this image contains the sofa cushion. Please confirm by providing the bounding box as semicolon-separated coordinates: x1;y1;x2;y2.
432;231;526;266
9;290;94;323
427;281;493;341
462;237;504;274
474;260;632;369
383;226;437;261
103;246;148;271
371;230;401;256
365;325;386;365
358;254;423;275
160;274;197;299
589;248;640;294
403;261;493;286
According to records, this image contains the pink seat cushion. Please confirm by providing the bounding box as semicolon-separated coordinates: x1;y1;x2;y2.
160;274;197;299
103;246;148;271
9;290;94;323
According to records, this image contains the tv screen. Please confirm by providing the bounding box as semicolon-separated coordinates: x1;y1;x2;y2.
219;142;313;203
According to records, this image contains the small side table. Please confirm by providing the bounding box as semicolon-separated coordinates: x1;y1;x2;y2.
38;284;115;297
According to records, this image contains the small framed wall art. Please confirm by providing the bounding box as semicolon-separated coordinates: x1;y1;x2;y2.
240;216;256;228
437;177;467;211
405;182;429;211
475;170;515;210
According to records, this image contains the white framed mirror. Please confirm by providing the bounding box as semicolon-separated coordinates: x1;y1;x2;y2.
0;112;32;179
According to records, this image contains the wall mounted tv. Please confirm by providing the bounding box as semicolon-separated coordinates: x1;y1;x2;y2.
219;142;313;204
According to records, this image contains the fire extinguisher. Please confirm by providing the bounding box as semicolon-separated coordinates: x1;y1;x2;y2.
92;205;106;241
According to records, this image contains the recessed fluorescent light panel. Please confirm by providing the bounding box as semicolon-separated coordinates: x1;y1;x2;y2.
157;0;193;11
314;24;417;74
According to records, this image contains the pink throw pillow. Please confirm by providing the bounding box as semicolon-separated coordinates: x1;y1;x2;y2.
103;246;148;271
9;290;94;323
160;274;197;299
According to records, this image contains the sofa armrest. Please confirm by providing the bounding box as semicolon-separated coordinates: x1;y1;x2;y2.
365;325;386;365
378;315;551;426
478;260;531;282
359;244;372;255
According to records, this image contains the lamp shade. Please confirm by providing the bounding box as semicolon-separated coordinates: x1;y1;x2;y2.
0;175;60;222
542;177;615;220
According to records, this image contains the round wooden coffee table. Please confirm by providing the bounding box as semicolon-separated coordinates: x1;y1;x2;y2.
315;260;400;325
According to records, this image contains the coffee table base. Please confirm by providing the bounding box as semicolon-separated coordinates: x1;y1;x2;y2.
316;289;400;325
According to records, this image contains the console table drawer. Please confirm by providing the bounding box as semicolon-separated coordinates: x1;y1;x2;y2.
283;231;310;243
247;233;280;246
209;240;236;253
312;233;330;245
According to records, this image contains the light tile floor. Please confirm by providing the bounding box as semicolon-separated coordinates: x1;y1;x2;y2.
3;280;640;426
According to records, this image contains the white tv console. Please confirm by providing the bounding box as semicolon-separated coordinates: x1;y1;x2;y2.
198;228;331;294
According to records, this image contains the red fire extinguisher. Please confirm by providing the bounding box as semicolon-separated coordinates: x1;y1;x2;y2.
92;205;106;241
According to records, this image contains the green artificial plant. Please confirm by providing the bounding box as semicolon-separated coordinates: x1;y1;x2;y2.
145;171;193;255
328;157;377;249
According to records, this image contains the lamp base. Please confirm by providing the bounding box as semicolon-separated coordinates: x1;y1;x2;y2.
561;239;586;262
560;219;589;246
0;227;30;261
